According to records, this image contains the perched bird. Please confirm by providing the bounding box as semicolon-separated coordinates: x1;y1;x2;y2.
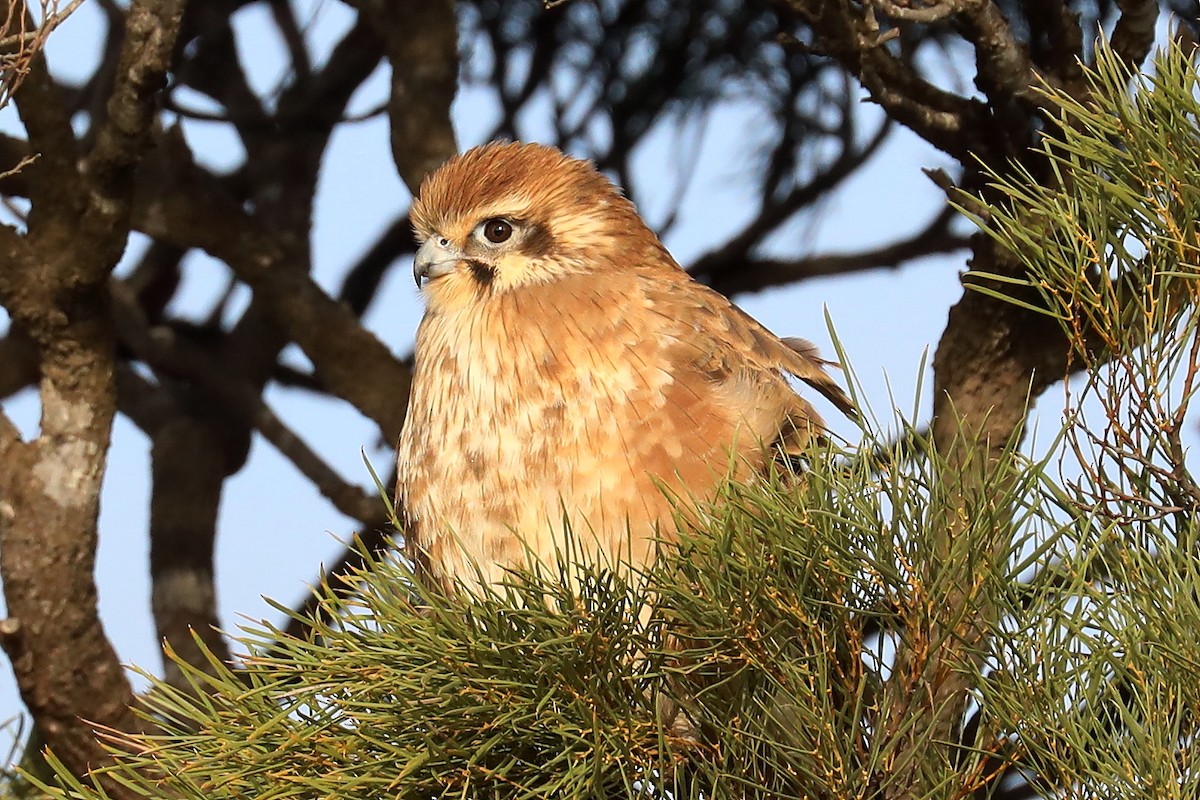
396;141;851;594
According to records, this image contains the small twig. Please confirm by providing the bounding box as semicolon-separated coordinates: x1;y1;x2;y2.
0;150;36;180
1160;329;1200;514
0;0;87;50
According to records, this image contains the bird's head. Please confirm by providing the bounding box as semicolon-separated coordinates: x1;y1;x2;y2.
409;141;652;308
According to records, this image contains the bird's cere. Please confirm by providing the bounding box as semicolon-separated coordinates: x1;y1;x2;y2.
413;236;462;285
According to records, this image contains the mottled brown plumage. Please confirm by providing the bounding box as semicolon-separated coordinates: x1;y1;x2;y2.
397;141;851;592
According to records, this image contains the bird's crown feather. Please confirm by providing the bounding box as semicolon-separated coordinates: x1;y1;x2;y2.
411;141;633;240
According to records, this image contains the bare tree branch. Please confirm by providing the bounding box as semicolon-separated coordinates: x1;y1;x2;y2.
0;0;87;50
338;213;417;318
777;0;995;160
0;0;185;787
957;0;1043;106
114;279;381;517
1111;0;1160;67
7;12;80;218
132;130;414;440
350;0;460;192
696;205;969;296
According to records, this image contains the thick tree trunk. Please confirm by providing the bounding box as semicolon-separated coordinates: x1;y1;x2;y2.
0;292;141;787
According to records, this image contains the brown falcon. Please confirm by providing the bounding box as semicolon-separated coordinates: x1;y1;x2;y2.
396;141;851;593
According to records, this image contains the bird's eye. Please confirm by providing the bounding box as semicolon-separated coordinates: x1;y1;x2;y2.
482;218;513;244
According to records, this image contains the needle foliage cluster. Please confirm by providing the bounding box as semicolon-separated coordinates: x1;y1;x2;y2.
27;430;1042;799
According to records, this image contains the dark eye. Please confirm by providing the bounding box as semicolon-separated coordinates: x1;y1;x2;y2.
483;218;512;244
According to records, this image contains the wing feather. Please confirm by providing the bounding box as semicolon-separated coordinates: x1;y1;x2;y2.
725;303;855;417
638;270;851;467
642;270;853;413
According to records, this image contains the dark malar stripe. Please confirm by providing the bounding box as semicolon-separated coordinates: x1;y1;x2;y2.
467;260;496;286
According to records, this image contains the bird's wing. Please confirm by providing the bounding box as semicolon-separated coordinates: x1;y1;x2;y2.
640;272;853;464
644;272;853;412
724;303;854;418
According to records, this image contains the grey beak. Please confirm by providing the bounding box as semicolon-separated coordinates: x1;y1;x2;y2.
414;237;461;285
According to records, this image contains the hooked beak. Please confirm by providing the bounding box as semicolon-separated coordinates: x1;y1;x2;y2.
414;237;462;285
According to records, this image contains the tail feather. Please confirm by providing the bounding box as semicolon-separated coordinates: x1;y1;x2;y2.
779;337;855;418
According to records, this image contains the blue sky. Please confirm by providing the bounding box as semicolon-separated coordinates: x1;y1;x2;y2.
0;1;977;743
